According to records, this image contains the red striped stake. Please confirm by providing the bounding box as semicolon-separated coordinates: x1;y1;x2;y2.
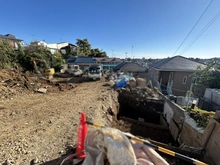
75;112;88;158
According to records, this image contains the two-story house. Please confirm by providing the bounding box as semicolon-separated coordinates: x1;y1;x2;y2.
147;56;206;96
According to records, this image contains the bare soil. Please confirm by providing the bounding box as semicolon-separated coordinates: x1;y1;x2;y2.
0;69;118;165
0;69;202;165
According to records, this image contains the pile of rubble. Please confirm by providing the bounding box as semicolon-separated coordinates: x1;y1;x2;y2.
0;69;76;100
106;73;158;99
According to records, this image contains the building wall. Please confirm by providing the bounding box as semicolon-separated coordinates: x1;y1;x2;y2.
147;68;159;86
101;62;121;71
148;69;198;96
137;72;148;79
172;71;195;96
159;71;170;88
57;42;69;49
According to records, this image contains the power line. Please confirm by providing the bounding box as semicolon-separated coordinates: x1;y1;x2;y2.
180;10;220;55
172;0;213;56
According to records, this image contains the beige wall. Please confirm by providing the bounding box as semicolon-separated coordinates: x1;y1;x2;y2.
148;69;197;96
172;71;195;96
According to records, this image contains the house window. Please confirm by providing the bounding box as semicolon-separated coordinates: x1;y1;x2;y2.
182;76;187;84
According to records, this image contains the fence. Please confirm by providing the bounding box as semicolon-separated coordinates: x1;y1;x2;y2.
198;98;220;111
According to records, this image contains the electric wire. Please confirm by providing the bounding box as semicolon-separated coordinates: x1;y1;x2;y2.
180;10;220;55
172;0;213;56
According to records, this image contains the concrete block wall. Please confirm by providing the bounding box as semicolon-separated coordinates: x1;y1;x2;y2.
179;114;203;147
159;93;184;124
202;112;220;165
158;90;220;165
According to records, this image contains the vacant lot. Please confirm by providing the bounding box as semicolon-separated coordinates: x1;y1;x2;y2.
0;70;118;165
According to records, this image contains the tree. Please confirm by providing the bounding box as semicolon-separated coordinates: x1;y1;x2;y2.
0;39;18;68
194;59;220;88
24;41;64;72
25;41;52;60
75;38;91;56
90;48;107;57
51;51;65;72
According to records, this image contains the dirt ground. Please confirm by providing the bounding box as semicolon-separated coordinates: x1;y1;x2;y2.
0;69;204;165
0;69;118;165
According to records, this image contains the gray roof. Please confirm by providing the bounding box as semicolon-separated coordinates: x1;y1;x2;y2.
67;58;76;63
0;34;23;41
113;62;147;72
150;56;205;71
74;57;96;64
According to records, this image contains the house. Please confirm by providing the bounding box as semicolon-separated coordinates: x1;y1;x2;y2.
37;41;77;54
95;57;122;71
133;59;148;67
113;62;148;78
58;42;77;55
0;34;23;49
37;41;59;54
46;43;59;54
67;56;97;71
147;56;206;96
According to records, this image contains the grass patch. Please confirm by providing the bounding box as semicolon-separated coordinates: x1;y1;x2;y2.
188;107;215;128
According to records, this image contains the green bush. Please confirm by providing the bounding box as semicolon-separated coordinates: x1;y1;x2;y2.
189;107;215;128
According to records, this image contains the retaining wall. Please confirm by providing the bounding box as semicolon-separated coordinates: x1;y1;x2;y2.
158;91;220;165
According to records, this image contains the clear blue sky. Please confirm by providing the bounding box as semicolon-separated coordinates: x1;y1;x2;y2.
1;0;219;59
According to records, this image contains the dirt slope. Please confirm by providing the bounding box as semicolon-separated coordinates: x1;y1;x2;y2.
0;71;118;165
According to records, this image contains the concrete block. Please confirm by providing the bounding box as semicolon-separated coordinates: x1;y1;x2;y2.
37;88;47;93
214;110;220;120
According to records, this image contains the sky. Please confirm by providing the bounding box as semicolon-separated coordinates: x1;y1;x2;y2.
0;0;220;59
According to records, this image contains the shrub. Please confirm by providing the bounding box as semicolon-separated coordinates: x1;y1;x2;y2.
189;107;215;128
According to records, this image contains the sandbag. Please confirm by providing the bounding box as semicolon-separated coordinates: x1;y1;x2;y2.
83;127;137;165
83;128;169;165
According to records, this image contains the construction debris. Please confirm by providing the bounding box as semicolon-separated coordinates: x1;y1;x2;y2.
0;69;78;100
37;88;47;93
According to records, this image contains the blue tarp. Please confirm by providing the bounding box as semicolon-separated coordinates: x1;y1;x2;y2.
116;79;127;88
